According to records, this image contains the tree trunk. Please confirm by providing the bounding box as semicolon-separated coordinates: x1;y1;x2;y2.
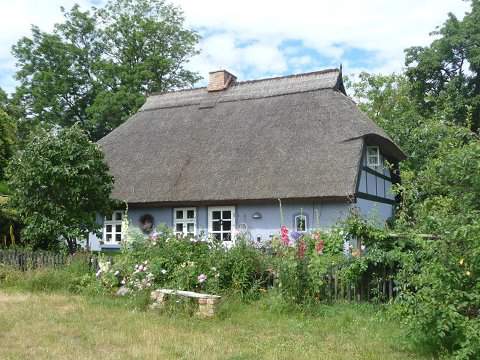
66;238;77;255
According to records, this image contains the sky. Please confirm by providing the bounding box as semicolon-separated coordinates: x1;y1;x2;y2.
0;0;471;93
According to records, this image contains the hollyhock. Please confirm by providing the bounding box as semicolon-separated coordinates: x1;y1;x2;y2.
280;225;289;245
315;239;325;254
298;239;306;259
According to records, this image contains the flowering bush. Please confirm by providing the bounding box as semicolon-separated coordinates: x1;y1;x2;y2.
95;225;269;299
273;226;347;303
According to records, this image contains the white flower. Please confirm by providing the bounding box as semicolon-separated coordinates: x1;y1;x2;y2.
114;270;120;276
161;269;167;274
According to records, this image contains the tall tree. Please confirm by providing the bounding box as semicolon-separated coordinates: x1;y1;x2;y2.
6;125;114;253
0;88;16;182
404;0;480;131
349;72;474;172
12;0;200;141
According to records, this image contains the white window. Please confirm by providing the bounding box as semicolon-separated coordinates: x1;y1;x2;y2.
103;211;124;244
294;214;307;232
174;208;196;237
367;146;380;168
208;206;236;242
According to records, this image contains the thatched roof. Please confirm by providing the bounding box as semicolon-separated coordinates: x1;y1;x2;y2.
99;68;405;205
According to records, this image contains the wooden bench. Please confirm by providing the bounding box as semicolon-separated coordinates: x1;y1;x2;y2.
150;289;221;317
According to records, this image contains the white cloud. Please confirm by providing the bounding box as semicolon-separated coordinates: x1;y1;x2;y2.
0;0;471;92
173;0;469;80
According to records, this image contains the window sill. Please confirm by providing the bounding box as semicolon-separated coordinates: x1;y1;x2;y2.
100;243;121;251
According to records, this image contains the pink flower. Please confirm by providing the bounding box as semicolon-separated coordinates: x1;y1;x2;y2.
197;274;207;283
280;225;289;246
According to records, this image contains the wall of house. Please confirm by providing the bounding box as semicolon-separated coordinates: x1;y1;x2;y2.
88;147;400;251
355;198;393;224
88;200;353;251
357;150;395;200
355;145;396;224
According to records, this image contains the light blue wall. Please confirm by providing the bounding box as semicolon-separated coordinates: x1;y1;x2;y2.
89;200;353;251
89;198;395;251
128;207;172;229
355;198;393;224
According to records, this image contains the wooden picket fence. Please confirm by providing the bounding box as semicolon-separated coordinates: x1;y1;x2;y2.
322;268;396;302
0;249;107;272
0;249;67;271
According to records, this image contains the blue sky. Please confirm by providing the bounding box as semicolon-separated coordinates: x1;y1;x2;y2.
0;0;470;93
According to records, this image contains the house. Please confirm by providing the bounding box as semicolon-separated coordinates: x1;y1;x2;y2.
88;68;405;251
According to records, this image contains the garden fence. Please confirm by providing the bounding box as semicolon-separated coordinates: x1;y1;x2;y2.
0;248;395;302
0;249;108;272
323;268;396;302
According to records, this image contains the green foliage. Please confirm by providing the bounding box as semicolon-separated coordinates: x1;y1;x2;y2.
0;107;16;180
6;125;114;253
100;227;270;300
404;0;480;131
351;64;480;359
12;0;200;141
392;141;480;359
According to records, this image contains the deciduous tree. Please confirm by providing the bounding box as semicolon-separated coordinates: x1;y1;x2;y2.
7;125;114;253
12;0;200;141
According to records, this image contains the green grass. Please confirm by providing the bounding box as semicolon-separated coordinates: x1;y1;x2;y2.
0;288;427;360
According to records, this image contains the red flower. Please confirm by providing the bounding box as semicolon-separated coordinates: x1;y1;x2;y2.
280;225;289;246
298;239;306;259
315;239;325;254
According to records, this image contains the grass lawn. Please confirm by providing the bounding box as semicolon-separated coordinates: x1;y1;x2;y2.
0;290;427;360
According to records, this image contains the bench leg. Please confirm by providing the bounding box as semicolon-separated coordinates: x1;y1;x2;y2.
150;291;167;309
196;298;219;318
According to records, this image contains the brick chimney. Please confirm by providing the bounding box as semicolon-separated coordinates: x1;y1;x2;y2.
207;70;237;92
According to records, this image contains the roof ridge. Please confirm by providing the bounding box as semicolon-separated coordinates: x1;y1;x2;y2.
233;68;339;86
147;68;340;98
140;87;337;112
148;86;206;97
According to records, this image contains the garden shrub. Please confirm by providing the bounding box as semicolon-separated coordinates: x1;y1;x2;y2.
98;225;270;300
273;226;348;304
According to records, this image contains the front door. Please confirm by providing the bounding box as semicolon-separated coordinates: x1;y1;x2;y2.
208;206;236;243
